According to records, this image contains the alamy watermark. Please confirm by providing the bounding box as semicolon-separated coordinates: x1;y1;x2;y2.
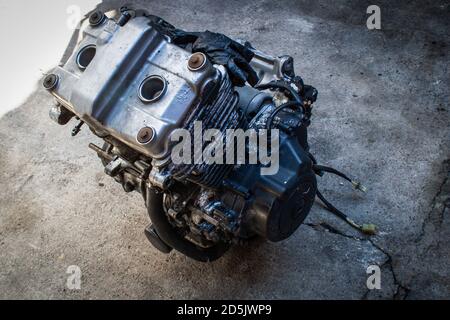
366;5;381;30
66;5;82;30
170;121;280;176
66;265;81;290
366;265;381;290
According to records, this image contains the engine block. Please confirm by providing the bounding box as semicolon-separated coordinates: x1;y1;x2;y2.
43;7;320;261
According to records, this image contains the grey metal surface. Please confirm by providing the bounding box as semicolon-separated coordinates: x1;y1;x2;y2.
51;16;219;160
249;49;292;84
51;14;287;161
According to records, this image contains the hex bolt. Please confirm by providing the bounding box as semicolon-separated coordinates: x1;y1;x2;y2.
137;127;155;144
188;52;207;71
89;10;105;26
117;11;132;26
43;74;59;90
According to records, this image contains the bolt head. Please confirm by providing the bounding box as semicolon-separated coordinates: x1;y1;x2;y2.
89;10;105;26
43;74;59;90
137;127;155;144
188;52;207;71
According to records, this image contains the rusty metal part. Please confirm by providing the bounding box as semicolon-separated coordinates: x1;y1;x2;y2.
188;52;207;71
137;127;155;144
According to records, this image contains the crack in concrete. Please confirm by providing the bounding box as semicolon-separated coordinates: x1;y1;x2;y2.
306;160;450;299
415;160;449;244
402;161;450;298
368;239;410;300
305;221;410;299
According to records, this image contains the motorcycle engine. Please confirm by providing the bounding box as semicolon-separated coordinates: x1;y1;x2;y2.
43;8;319;261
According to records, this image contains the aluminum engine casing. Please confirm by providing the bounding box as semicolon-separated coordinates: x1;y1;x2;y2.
50;16;219;160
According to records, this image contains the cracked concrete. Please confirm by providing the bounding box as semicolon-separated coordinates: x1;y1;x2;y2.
0;0;449;299
305;221;408;299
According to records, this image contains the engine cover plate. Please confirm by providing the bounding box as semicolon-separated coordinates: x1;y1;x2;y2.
51;17;217;159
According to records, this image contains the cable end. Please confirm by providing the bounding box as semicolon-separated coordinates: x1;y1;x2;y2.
351;180;367;193
345;217;361;230
361;223;377;235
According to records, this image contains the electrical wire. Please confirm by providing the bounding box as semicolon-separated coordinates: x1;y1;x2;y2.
316;188;376;235
313;164;367;192
256;80;375;235
266;101;303;130
310;157;375;235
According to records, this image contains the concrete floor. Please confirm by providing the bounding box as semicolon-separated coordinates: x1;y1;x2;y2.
0;0;448;299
